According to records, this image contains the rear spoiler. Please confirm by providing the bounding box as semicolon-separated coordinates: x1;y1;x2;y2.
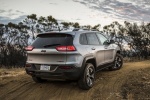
36;33;74;38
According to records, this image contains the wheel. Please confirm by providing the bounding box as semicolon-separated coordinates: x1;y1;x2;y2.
110;53;123;70
32;76;46;83
78;63;95;90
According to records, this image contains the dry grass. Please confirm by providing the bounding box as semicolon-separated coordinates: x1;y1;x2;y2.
0;68;25;78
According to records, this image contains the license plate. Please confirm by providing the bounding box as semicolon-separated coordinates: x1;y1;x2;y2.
40;65;50;71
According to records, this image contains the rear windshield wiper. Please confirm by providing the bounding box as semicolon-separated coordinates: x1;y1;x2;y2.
43;44;61;48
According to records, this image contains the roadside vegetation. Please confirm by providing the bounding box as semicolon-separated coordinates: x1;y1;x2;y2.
0;68;24;78
0;14;150;68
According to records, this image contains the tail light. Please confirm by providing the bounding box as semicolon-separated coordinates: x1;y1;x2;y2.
25;63;32;67
25;46;34;51
56;46;76;51
67;46;76;51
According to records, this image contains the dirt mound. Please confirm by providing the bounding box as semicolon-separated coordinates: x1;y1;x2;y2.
0;60;150;100
121;68;150;100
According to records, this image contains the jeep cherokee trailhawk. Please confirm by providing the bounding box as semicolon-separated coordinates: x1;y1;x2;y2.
25;31;123;90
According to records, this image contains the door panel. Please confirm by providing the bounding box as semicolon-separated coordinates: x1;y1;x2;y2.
85;45;105;67
85;33;105;67
96;33;114;64
104;45;114;63
95;46;105;66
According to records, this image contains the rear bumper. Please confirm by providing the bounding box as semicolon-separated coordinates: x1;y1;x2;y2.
25;65;83;80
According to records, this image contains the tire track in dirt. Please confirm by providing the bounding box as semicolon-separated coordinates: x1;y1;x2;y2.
91;60;150;100
0;78;33;99
0;60;150;100
91;71;126;100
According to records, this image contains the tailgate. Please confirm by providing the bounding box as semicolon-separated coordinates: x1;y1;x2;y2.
26;33;73;65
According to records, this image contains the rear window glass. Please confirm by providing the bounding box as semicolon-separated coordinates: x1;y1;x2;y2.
32;34;73;48
80;34;88;45
86;33;99;45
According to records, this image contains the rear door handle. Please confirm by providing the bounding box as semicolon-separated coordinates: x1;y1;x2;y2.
91;47;95;50
104;47;108;49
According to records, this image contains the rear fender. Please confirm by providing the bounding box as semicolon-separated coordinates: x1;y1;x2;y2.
81;56;96;72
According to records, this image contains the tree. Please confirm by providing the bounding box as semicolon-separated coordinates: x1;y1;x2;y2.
37;16;47;32
73;22;80;28
92;24;100;31
23;14;37;40
46;15;58;31
0;22;30;68
61;22;70;29
82;25;91;30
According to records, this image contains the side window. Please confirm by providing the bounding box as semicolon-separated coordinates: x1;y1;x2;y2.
96;33;107;45
80;34;87;45
86;33;99;45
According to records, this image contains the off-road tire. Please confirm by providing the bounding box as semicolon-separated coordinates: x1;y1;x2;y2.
109;53;123;70
78;63;95;90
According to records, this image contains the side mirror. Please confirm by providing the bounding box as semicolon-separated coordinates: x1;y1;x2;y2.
109;40;115;44
103;40;110;45
103;40;115;45
108;36;115;44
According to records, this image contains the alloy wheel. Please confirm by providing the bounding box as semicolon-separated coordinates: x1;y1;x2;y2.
86;66;95;87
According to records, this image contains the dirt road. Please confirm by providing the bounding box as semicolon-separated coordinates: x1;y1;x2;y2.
0;60;150;100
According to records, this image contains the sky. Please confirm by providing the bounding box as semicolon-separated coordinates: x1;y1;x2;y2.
0;0;150;26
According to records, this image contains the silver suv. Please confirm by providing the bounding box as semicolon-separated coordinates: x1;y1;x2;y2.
25;31;123;90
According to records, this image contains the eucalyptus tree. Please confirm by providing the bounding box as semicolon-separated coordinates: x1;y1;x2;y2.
23;14;37;40
141;23;150;46
16;22;30;46
0;24;4;39
104;21;127;51
123;21;150;59
73;22;80;28
103;24;114;38
5;22;19;44
37;16;47;32
124;22;141;49
16;22;30;66
1;22;19;67
0;23;5;47
103;21;121;41
81;25;92;30
46;15;58;31
0;23;5;67
61;22;70;30
139;23;150;58
0;22;30;67
92;24;101;31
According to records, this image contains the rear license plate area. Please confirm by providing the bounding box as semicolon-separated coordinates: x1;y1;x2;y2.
40;65;50;71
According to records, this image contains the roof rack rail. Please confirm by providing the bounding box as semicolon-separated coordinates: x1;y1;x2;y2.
72;28;99;31
72;28;80;31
